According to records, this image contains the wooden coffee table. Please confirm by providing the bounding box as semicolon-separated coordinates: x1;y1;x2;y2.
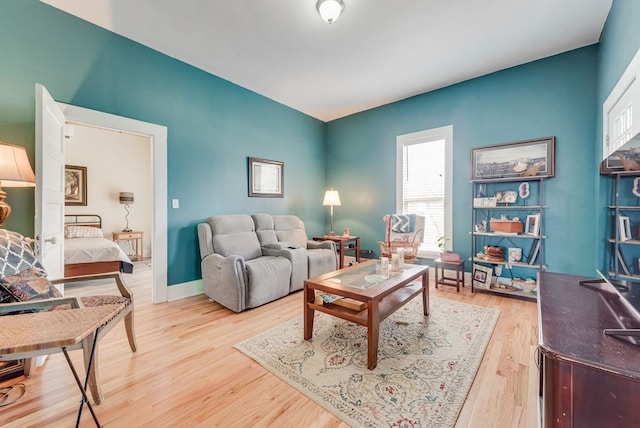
303;259;429;369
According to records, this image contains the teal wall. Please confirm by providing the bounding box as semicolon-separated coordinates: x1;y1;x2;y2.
596;1;640;272
327;47;599;276
2;0;635;285
0;1;326;285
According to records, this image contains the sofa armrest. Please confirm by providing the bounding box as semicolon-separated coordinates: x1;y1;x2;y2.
262;246;307;291
263;242;303;250
201;253;247;312
307;240;336;252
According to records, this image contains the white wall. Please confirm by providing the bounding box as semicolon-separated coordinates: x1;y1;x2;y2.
64;124;153;257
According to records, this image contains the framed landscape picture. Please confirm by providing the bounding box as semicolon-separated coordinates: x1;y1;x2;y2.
471;137;555;181
64;165;87;206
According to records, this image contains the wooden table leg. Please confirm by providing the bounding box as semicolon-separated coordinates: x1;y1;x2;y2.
422;270;429;316
337;241;345;268
355;238;361;263
367;301;380;369
303;285;315;340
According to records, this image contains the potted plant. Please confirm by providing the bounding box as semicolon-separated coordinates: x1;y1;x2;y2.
437;235;460;262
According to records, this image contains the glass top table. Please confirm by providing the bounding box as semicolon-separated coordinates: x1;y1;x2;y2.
325;262;414;290
303;259;429;369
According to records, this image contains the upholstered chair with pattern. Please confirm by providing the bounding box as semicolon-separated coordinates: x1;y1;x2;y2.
377;214;426;263
0;229;136;404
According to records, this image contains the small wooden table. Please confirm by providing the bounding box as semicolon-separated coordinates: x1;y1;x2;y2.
434;258;465;292
304;259;429;369
313;235;360;268
113;231;143;261
0;299;123;427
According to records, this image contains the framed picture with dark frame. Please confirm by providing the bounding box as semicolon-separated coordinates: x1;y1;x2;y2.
248;157;284;198
471;137;555;181
64;165;87;206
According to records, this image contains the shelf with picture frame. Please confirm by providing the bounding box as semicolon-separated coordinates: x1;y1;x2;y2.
470;176;546;301
606;171;640;282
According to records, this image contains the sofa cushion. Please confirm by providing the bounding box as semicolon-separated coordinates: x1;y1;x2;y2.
0;230;45;278
0;267;61;302
272;215;308;248
208;215;262;260
252;213;278;246
245;256;291;308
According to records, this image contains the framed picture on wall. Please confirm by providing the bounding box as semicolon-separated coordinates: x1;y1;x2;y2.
471;137;555;181
248;157;284;198
64;165;87;206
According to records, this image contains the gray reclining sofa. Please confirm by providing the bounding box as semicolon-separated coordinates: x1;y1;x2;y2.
197;214;337;312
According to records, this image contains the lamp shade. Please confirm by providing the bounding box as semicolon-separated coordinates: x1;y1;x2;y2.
316;0;345;24
119;192;134;204
322;188;341;206
0;143;36;187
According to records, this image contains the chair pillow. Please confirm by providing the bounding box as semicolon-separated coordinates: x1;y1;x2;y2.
0;267;62;302
391;214;416;233
0;229;45;278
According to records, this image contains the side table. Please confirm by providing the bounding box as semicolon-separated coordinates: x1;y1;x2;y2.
313;235;360;269
434;259;465;292
0;299;124;427
113;231;143;261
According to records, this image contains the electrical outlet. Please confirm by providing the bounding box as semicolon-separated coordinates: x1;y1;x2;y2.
172;199;179;209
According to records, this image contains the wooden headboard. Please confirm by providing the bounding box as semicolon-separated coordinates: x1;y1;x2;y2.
64;214;102;228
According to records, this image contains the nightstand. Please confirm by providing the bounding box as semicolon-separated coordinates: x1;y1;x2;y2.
113;231;143;261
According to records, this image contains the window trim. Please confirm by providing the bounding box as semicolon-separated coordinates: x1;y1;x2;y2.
396;125;453;259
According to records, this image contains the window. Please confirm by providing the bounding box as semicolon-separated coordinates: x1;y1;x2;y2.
603;46;640;160
396;125;453;258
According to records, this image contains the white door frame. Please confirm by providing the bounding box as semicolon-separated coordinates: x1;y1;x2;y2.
59;103;168;303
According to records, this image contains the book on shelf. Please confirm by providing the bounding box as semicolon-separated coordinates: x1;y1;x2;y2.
616;248;632;275
315;291;366;311
527;240;540;265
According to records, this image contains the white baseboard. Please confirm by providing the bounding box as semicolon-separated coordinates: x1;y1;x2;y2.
166;279;203;302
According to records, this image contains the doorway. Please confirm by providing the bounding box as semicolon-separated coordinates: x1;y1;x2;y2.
58;103;168;303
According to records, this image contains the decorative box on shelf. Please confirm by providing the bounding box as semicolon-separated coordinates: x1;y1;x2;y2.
489;219;523;233
473;197;497;208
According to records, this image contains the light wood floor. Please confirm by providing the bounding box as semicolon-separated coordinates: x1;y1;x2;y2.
0;263;539;427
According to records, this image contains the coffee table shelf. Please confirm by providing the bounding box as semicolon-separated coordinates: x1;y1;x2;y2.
310;282;424;325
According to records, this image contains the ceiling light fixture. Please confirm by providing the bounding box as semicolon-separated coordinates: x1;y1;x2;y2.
316;0;345;24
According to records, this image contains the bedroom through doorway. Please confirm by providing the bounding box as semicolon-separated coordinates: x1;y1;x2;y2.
63;123;153;300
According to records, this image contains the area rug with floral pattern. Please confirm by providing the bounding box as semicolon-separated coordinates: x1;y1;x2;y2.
235;296;500;428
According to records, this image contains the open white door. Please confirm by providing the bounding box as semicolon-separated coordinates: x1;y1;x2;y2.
35;84;65;283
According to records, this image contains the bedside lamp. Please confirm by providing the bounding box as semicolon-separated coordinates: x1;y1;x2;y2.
322;188;341;236
0;143;36;227
119;192;134;232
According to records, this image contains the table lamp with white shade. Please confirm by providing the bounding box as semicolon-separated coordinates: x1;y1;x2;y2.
322;188;341;236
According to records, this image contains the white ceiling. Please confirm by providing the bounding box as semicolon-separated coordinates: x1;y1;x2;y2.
42;0;612;122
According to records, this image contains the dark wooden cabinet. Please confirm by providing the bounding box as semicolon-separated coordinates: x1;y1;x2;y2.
538;272;640;427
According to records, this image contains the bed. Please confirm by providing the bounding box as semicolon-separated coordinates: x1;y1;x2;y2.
64;215;134;277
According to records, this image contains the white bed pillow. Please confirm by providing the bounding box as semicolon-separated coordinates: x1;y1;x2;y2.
65;225;104;239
